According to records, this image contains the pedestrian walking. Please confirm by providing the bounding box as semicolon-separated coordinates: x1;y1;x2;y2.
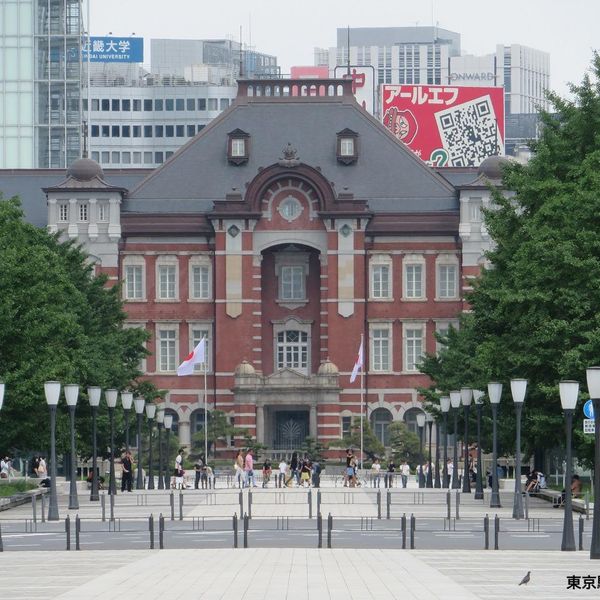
121;450;133;492
384;460;396;488
277;458;287;488
234;449;245;488
371;459;381;488
400;460;410;488
244;449;256;487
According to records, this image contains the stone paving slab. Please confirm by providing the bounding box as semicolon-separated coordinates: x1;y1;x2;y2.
1;547;597;600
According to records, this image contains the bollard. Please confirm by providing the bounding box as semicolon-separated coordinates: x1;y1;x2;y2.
410;514;415;549
586;492;590;520
239;491;244;517
179;492;183;521
170;491;175;521
41;493;46;523
243;513;249;549
484;514;489;550
327;513;333;549
377;490;382;520
75;514;81;551
110;493;115;522
446;490;451;521
524;491;529;520
101;494;106;522
233;513;238;549
308;490;312;519
65;515;71;551
386;489;391;520
579;515;584;551
317;489;322;515
401;513;407;549
159;513;165;550
248;491;252;520
32;494;37;523
149;514;154;549
0;524;3;552
455;490;460;520
494;514;500;550
317;513;322;548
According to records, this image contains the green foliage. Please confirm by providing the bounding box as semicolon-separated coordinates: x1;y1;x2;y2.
339;417;385;461
419;54;600;464
0;197;148;456
190;410;245;458
300;436;327;464
0;480;38;497
388;422;421;467
240;432;267;460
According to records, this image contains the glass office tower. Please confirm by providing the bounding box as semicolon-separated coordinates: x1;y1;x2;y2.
0;0;83;168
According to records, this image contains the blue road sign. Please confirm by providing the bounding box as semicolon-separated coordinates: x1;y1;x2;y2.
584;399;594;419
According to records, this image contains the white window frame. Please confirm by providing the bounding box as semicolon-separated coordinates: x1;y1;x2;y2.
280;265;305;300
370;255;392;300
156;255;179;301
436;255;459;300
403;321;426;373
98;203;108;222
122;256;146;301
156;324;178;373
369;323;392;373
78;202;88;222
275;251;309;307
188;322;213;373
435;319;459;354
188;257;212;301
340;137;355;156
273;319;312;375
58;203;69;222
403;255;426;301
231;138;246;157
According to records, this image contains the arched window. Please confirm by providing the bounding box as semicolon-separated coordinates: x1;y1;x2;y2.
164;408;179;436
403;407;424;435
371;407;393;446
190;409;206;435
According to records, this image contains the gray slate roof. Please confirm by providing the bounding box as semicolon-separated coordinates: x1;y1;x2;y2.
127;95;459;214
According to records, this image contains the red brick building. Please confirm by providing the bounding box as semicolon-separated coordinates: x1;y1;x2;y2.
34;78;503;455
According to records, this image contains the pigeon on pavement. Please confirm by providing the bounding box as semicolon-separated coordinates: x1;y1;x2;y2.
519;571;531;585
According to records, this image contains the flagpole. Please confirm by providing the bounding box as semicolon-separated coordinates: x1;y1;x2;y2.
360;333;364;470
204;360;208;463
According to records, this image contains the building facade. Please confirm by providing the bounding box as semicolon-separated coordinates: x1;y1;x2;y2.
35;78;501;455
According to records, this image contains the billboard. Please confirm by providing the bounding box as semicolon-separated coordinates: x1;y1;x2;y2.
381;85;505;167
82;37;144;63
335;66;376;114
290;66;329;79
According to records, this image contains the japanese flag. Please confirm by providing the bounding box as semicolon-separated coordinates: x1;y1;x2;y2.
177;337;206;376
350;340;363;383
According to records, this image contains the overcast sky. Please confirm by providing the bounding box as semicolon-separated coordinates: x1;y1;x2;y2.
90;0;598;97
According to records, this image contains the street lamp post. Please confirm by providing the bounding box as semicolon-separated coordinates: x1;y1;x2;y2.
121;391;133;452
416;412;426;488
510;378;527;520
88;386;102;502
488;382;502;508
44;381;61;521
461;388;473;493
164;414;173;489
105;389;118;495
134;397;145;489
156;409;165;490
473;390;485;500
434;418;441;488
146;403;156;490
586;367;600;558
559;380;579;552
449;391;461;489
64;384;79;510
440;396;450;487
426;413;434;488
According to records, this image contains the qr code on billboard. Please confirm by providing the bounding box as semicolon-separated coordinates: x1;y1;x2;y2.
434;95;503;167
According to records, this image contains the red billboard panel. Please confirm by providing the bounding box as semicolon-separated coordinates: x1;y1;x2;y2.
381;85;505;167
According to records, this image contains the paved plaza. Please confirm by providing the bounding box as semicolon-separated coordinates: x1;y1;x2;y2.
0;482;597;599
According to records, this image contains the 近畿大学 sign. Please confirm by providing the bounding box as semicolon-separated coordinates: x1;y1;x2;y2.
82;37;143;63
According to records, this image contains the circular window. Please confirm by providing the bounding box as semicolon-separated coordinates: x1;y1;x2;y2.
278;196;303;222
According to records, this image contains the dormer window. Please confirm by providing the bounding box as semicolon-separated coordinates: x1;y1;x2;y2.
336;128;359;164
227;128;250;165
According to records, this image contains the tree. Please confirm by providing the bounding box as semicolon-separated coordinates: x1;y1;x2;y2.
300;436;327;465
240;433;267;460
419;54;600;465
388;422;421;467
337;417;385;462
0;197;148;455
190;410;245;458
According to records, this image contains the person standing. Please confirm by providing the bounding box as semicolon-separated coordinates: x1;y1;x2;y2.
244;449;256;487
385;460;396;488
174;448;185;490
262;459;272;488
194;456;205;490
371;459;381;488
311;459;322;488
37;456;47;481
234;449;245;488
447;459;454;488
121;451;133;492
399;460;410;488
277;458;287;488
290;452;299;486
